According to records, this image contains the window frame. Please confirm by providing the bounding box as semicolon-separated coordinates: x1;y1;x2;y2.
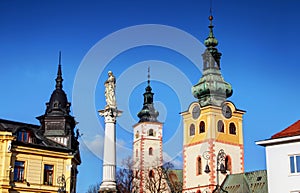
189;124;195;136
225;155;232;173
149;147;153;156
217;120;225;133
14;161;25;182
17;129;32;143
196;156;202;175
44;164;54;185
199;121;205;133
289;154;300;175
149;170;154;178
148;129;154;136
229;122;237;135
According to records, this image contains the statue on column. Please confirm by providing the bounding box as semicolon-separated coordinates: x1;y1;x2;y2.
104;71;116;109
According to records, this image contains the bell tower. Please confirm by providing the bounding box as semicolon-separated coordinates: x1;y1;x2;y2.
181;14;245;193
132;67;163;193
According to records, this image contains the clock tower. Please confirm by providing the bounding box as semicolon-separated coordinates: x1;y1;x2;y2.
181;15;245;193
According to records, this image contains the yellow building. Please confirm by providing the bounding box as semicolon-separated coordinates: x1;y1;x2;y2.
181;14;245;193
0;59;81;193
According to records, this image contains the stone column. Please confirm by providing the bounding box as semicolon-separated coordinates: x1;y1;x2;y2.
99;107;122;193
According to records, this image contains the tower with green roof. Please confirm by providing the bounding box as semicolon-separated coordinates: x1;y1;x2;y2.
181;14;245;193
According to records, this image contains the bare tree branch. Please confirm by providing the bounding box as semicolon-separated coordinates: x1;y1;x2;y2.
116;156;140;193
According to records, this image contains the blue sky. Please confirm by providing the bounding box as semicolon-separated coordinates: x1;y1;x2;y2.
1;0;300;192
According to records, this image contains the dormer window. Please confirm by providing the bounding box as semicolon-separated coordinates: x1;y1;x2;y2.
17;129;33;143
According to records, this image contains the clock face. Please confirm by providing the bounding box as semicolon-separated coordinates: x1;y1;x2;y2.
192;105;201;119
222;104;232;119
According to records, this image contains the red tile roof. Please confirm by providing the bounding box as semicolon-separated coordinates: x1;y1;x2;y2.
272;120;300;139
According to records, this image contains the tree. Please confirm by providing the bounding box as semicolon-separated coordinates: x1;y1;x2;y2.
90;157;183;193
116;156;140;193
144;162;182;193
86;182;100;193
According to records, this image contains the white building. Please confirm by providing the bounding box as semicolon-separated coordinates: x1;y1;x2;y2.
133;73;167;193
256;120;300;193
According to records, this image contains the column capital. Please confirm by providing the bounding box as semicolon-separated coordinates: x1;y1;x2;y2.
98;108;122;123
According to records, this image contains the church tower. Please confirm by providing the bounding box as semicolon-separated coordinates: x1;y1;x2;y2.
181;14;245;193
37;53;79;150
133;68;164;193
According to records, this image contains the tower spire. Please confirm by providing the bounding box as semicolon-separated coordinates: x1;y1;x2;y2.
191;5;233;107
56;51;63;90
147;65;150;86
137;66;159;122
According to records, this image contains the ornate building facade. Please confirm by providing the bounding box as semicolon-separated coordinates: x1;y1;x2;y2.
0;56;81;193
181;15;245;193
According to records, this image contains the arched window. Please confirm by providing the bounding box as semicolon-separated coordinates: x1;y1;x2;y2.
229;123;236;135
149;170;154;178
148;129;154;136
189;124;195;136
136;149;138;157
199;121;205;133
149;147;153;156
196;190;201;193
225;155;232;173
217;120;224;133
197;156;202;175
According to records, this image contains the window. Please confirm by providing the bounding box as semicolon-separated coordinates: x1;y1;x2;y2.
148;129;154;136
189;124;195;136
199;121;205;133
136;149;138;157
149;170;154;178
217;120;224;133
14;161;24;182
225;156;232;173
229;123;236;135
135;171;139;178
17;129;32;143
197;157;202;175
149;147;153;156
44;165;54;185
135;131;139;138
289;155;300;174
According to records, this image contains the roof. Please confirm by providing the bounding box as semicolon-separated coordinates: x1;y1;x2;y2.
221;170;268;193
271;120;300;139
0;118;39;132
0;118;71;152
